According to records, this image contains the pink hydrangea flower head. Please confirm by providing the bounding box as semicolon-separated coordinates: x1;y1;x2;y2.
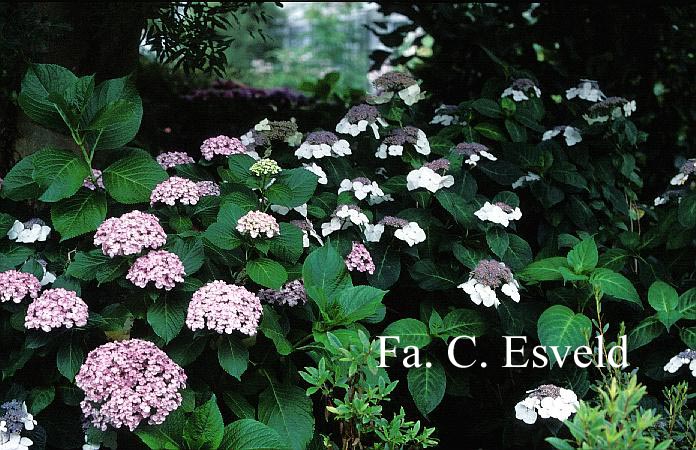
236;210;280;238
0;270;41;303
156;151;195;169
196;180;221;197
94;210;167;258
258;280;307;307
83;169;104;190
24;288;88;332
150;176;200;206
200;135;246;160
186;281;262;335
75;339;187;431
345;241;376;275
126;250;185;290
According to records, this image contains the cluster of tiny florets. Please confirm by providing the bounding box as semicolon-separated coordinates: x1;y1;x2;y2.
382;126;421;146
156;151;195;169
200;135;247;160
588;96;629;113
304;131;339;145
250;158;282;176
258;280;307;307
126;250;185;290
680;159;696;175
83;169;105;190
454;142;489;156
379;216;410;228
0;270;41;303
425;158;451;172
472;259;513;288
196;180;221;197
186;281;262;335
345;241;376;275
265;120;299;141
94;210;167;258
511;78;537;91
373;71;417;91
236;211;280;238
24;288;89;332
75;339;187;431
150;176;200;206
344;104;380;124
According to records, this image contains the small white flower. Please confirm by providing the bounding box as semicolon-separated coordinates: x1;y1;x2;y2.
623;100;637;117
514;385;579;424
397;83;425;106
543;126;582;146
364;224;385;243
474;202;522;227
254;118;271;132
406;167;454;193
514;397;540;424
321;206;369;237
375;144;403;159
664;350;696;377
512;172;541;190
295;142;332;159
270;204;308;218
565;80;606;102
302;163;328;184
671;172;689;186
654;195;668;206
7;220;51;243
2;434;33;450
501;79;541;102
393;222;426;246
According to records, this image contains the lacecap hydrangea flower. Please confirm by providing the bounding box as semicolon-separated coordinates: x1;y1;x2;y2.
243;119;303;148
321;205;369;237
290;219;322;247
126;250;185;290
338;177;392;205
653;189;682;206
670;159;696;186
565;79;606;102
345;242;376;275
512;172;541;190
514;384;579;424
369;71;425;106
542;125;582;146
302;163;328;184
258;279;307;307
336;104;387;139
664;349;696;377
25;288;89;332
75;339;187;431
363;216;427;247
250;158;281;176
475;202;522;227
94;210;167;258
186;281;262;335
236;211;280;238
375;126;430;159
0;400;36;450
83;169;104;190
454;142;497;167
430;104;462;126
156;151;195;169
406;159;454;193
295;131;351;159
195;180;220;197
583;96;636;124
458;259;520;308
36;258;56;287
501;78;541;102
7;219;50;243
270;203;308;218
200;135;247;160
0;270;41;303
150;176;200;206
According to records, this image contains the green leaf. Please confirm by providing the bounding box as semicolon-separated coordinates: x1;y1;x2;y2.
183;394;224;450
471;98;502;118
2;155;42;200
367;238;401;289
266;168;318;208
435;191;476;227
258;382;314;450
678;288;696;320
383;319;431;348
204;221;243;251
520;257;569;282
331;285;386;325
504;119;527;142
0;245;34;271
222;392;256;420
566;237;598;274
409;260;458;290
168;237;204;276
627;316;664;351
102;152;168;204
220;419;289;450
56;339;84;381
51;189;107;240
590;268;642;308
269;223;304;263
502;234;532;271
678;194;696;228
439;309;486;340
648;281;679;312
147;295;187;344
28;386;55;415
32;148;91;202
486;227;509;258
218;336;249;381
452;244;486;270
166;335;208;367
259;306;293;355
136;409;185;450
407;357;446;416
18;63;78;131
66;250;126;283
537;305;592;365
302;244;351;306
474;122;507;142
681;327;696;349
247;258;288;289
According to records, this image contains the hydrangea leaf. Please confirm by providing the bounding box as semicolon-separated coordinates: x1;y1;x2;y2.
266;168;318;208
678;288;696;320
502;234;533;271
147;294;187;344
367;237;402;289
407;356;446;416
222;392;256;421
183;394;224;450
439;309;487;340
32;148;91;202
566;236;598;274
519;257;569;282
648;281;679;312
135;409;185;450
302;244;351;307
259;306;293;356
220;419;289;450
268;223;304;263
383;318;431;348
51;189;107;241
18;63;78;131
1;154;42;201
537;305;592;365
486;227;509;258
217;336;249;381
331;285;386;325
680;327;696;349
56;339;84;381
247;258;288;290
102;151;168;204
258;381;314;450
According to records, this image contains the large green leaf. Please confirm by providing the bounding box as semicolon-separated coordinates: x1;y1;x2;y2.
407;357;446;416
678;194;696;228
382;319;431;348
51;190;107;240
627;316;663;351
566;237;598;274
435;191;476;227
520;257;569;282
408;259;458;290
537;305;592;365
438;309;487;340
258;382;314;450
247;258;288;289
183;395;224;450
678;288;696;320
331;285;386;325
367;238;401;289
102;151;168;204
32;148;91;202
218;336;249;381
167;237;205;276
136;409;185;450
268;223;304;263
66;250;127;283
18;63;77;131
266;168;318;208
147;295;187;344
2;155;42;200
220;419;289;450
302;244;351;307
259;306;293;355
502;234;532;271
681;327;696;349
590;268;642;308
56;339;84;381
648;281;678;311
486;227;509;258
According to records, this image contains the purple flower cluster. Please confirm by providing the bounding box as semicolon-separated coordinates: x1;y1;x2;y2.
345;242;376;275
75;339;187;431
379;216;410;228
304;131;339;146
186;281;262;335
258;280;307;307
200;135;246;160
94;210;167;258
425;158;451;172
150;176;200;206
126;250;185;290
236;210;280;238
83;169;104;190
373;71;417;91
25;288;88;332
382;126;421;146
0;270;41;303
472;259;514;288
196;180;221;197
454;142;490;156
156;151;195;169
343;104;380;124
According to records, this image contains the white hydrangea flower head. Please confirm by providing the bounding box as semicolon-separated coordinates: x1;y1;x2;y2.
337;177;392;205
370;71;425;106
475;202;522;227
583;96;637;124
454;142;497;167
7;219;51;243
393;221;426;246
458;259;520;308
670;159;696;186
406;159;454;193
514;384;579;425
512;172;541;190
565;79;606;102
542;125;582;146
664;349;696;377
375;126;430;159
320;205;369;237
430;104;462;126
501;78;541;102
295;131;351;159
302;163;328;184
336;104;387;139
